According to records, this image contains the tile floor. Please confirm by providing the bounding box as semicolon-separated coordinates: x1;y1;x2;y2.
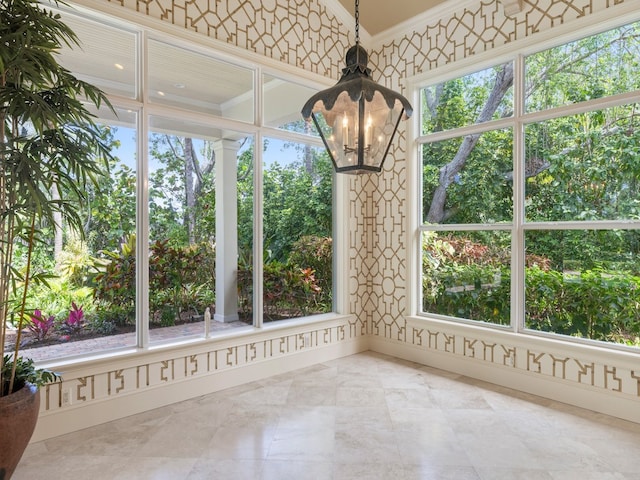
13;351;640;479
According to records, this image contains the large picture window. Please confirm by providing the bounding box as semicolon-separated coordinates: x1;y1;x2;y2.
418;21;640;349
12;6;335;362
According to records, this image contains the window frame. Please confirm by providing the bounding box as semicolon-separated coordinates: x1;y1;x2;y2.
29;3;348;362
408;13;640;353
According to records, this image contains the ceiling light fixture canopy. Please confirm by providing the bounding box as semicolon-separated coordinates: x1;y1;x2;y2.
301;0;413;174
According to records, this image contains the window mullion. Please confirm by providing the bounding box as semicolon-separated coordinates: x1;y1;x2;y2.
136;30;150;349
254;130;264;328
512;54;526;335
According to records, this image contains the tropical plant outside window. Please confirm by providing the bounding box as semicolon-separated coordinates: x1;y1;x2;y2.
419;20;640;348
9;6;334;362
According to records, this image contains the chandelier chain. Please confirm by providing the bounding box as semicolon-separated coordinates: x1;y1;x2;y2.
354;0;359;44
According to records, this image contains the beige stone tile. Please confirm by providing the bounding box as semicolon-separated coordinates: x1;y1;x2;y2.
334;425;401;464
475;468;554;480
114;456;198;479
13;352;640;480
335;405;392;428
263;460;333;480
276;405;335;431
402;465;481;480
455;431;542;470
16;455;125;480
267;426;335;461
336;385;387;406
395;426;473;467
384;386;437;409
548;471;630;480
333;461;411;480
201;425;277;460
186;458;263;479
285;385;337;406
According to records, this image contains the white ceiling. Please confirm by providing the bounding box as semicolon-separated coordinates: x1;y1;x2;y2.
336;0;449;36
54;0;459;136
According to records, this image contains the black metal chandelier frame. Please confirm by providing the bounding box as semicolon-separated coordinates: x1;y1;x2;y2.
301;0;413;174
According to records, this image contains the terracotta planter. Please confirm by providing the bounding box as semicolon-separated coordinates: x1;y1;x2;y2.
0;383;40;480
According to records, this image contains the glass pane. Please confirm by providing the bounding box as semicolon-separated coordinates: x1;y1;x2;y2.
421;230;511;325
148;40;254;122
55;9;137;98
237;138;254;326
263;74;319;136
525;105;640;222
525;230;640;347
526;21;640;113
261;138;334;322
420;63;513;135
18;108;138;362
148;116;252;343
422;130;513;224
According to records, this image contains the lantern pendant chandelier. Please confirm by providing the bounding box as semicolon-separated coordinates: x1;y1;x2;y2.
301;0;413;174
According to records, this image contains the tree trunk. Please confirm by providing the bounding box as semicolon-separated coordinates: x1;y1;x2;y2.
52;184;63;264
303;121;313;174
184;137;196;244
426;63;514;223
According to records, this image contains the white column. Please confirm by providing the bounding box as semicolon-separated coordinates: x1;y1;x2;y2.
214;139;239;323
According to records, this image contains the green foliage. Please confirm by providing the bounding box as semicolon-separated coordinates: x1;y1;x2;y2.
92;233;136;323
56;234;97;286
149;239;215;322
85;133;137;253
526;267;640;344
238;260;323;321
1;355;60;395
88;305;131;330
87;311;117;335
92;235;217;326
424;263;511;325
237;148;254;253
421;231;455;300
1;0;113;394
262;152;332;262
28;277;93;321
422;233;640;345
288;235;333;307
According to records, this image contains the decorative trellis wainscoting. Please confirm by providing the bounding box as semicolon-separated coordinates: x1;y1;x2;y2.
33;315;366;442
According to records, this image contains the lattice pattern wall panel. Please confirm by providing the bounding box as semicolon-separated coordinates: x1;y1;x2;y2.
106;0;350;77
358;0;631;341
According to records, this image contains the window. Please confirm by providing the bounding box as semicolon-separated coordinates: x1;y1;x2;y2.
16;6;335;362
417;21;640;349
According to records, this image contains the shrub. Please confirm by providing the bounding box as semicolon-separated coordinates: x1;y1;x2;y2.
60;302;85;335
93;236;216;326
526;267;640;343
149;240;215;321
238;260;322;321
27;310;55;341
93;234;136;314
288;236;332;306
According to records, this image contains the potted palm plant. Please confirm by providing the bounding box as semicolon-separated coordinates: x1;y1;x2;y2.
0;0;113;476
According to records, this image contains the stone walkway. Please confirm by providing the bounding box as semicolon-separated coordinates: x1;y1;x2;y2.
20;320;251;363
